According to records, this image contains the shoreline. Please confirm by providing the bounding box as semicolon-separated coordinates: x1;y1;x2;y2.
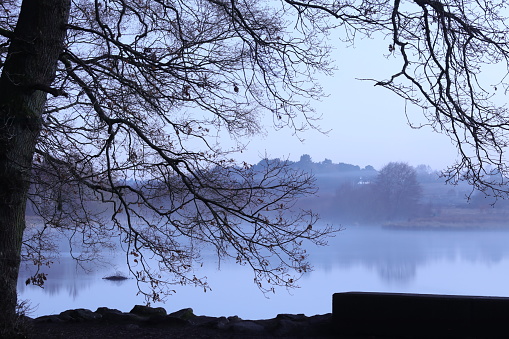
28;292;509;338
27;305;335;338
383;222;509;230
382;207;509;230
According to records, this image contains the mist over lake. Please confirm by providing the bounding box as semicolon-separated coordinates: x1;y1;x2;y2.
19;224;509;319
19;159;509;319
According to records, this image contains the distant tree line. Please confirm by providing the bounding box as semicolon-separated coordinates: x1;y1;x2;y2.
254;156;436;224
252;155;377;193
332;162;428;223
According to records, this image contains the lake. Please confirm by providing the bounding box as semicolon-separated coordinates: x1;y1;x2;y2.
18;225;509;319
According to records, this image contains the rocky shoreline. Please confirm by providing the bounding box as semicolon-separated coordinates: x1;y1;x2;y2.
29;305;335;338
29;292;507;338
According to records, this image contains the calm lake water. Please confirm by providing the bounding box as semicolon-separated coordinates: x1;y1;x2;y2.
18;225;509;319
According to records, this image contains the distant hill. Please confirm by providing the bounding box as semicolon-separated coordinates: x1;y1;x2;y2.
259;155;509;227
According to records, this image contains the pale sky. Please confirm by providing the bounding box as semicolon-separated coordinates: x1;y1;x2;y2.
237;34;460;171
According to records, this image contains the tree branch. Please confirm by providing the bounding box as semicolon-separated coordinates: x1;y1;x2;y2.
0;27;14;39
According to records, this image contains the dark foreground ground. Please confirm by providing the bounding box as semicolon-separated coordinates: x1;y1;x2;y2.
23;307;350;339
24;291;506;339
28;320;346;339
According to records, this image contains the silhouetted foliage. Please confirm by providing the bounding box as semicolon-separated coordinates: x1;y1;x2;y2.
289;1;509;198
332;162;424;223
0;1;338;331
373;162;423;220
333;182;378;223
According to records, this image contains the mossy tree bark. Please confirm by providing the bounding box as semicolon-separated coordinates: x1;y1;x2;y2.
0;0;70;335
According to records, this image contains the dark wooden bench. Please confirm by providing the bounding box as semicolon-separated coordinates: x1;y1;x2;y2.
333;292;509;338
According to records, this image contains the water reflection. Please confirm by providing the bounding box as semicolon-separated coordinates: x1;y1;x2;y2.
377;262;416;283
18;226;509;318
311;226;509;281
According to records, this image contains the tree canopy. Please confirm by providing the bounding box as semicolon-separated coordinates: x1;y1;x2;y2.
0;0;337;333
375;162;422;219
285;0;509;196
24;0;335;292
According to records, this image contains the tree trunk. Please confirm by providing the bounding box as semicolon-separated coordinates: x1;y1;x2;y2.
0;0;70;335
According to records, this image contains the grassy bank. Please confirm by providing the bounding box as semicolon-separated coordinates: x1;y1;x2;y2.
384;208;509;230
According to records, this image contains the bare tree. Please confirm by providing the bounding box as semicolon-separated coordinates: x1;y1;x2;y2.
374;162;422;220
284;0;509;197
0;0;336;335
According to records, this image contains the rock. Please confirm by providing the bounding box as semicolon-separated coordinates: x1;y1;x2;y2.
102;275;128;281
276;313;307;321
227;315;241;322
130;305;167;317
144;314;168;324
56;313;73;322
33;306;335;338
230;320;265;333
97;312;128;322
96;307;145;323
274;318;306;336
307;313;332;324
124;323;140;330
160;316;189;326
251;318;278;332
215;316;230;330
168;307;195;320
34;315;65;323
190;315;221;327
189;315;230;329
95;307;121;314
307;313;333;335
59;309;102;321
